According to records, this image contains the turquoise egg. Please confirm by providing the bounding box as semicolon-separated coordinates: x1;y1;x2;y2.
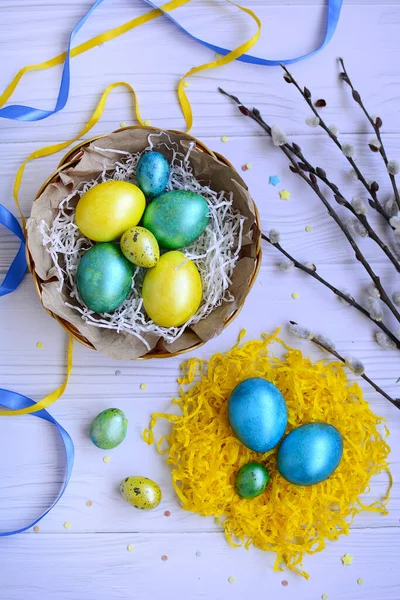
235;462;270;499
142;190;209;249
228;378;288;453
77;243;134;313
136;151;170;199
90;408;128;449
277;422;343;486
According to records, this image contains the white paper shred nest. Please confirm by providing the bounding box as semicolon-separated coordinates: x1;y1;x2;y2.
39;134;245;350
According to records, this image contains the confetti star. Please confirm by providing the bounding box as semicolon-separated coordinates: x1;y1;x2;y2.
279;189;291;200
341;553;353;565
269;175;280;186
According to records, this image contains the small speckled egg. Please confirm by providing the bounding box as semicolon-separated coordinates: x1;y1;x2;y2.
120;226;159;268
235;462;270;499
77;243;134;313
136;151;170;199
90;408;128;449
142;251;202;327
142;190;209;249
228;378;288;453
120;476;162;510
277;422;343;486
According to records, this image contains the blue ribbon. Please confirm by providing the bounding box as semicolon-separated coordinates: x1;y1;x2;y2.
0;205;26;297
0;390;75;536
0;0;343;122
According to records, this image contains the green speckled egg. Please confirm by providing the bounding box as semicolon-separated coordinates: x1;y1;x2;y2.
235;462;270;499
120;476;162;510
77;243;134;313
90;408;128;449
120;226;159;268
142;190;209;249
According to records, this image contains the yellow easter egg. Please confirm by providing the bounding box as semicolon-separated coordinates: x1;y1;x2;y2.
76;181;145;242
142;251;202;327
120;476;162;510
120;227;160;268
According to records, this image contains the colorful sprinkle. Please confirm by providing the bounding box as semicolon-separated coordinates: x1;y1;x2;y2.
164;510;171;517
115;369;121;376
357;578;364;585
279;189;291;200
103;456;110;463
221;136;229;143
184;81;189;87
196;551;201;557
322;595;328;600
127;545;134;552
144;120;151;126
341;553;353;565
36;342;43;349
305;225;313;232
291;292;299;299
269;175;280;186
161;555;168;561
63;522;71;529
241;165;249;172
281;580;288;587
120;122;127;128
245;163;252;169
140;383;147;391
86;500;93;507
33;526;40;533
228;577;235;584
215;53;222;60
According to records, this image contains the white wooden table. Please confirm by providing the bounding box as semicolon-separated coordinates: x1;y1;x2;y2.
1;1;399;598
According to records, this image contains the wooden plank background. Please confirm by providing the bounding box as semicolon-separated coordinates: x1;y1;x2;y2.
0;1;399;598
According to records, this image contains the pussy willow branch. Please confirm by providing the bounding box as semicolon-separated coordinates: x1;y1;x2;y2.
286;137;400;273
259;231;400;350
338;57;400;212
290;322;400;410
218;87;400;323
280;63;393;228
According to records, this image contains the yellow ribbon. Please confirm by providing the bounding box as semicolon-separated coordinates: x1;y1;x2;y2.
3;0;262;415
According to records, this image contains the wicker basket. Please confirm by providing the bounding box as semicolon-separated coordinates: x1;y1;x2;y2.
27;126;262;359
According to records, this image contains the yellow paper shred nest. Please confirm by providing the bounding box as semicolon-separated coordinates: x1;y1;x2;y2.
143;330;391;578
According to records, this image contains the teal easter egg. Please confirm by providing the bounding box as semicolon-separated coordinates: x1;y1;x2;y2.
228;378;288;452
142;190;209;249
90;408;128;449
77;243;134;313
136;151;170;199
277;422;343;486
235;462;270;499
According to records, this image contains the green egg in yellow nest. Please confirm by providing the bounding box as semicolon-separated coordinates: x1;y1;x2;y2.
120;226;160;268
120;476;162;510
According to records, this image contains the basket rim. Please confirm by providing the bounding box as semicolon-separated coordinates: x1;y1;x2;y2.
27;125;262;360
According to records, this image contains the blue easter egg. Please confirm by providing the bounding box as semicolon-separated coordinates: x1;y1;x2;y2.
228;378;288;453
136;151;170;199
277;422;343;486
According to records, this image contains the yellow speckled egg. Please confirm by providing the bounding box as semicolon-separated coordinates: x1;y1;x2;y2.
142;251;202;327
120;226;160;268
120;476;162;510
76;181;145;242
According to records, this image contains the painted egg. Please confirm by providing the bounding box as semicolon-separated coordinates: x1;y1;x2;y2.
77;243;134;313
228;378;288;453
277;422;343;486
142;251;202;327
235;462;270;499
136;151;170;199
120;476;162;510
76;181;146;242
120;226;160;268
142;190;209;249
90;408;128;450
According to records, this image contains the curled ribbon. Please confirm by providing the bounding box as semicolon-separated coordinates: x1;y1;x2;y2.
0;389;74;536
